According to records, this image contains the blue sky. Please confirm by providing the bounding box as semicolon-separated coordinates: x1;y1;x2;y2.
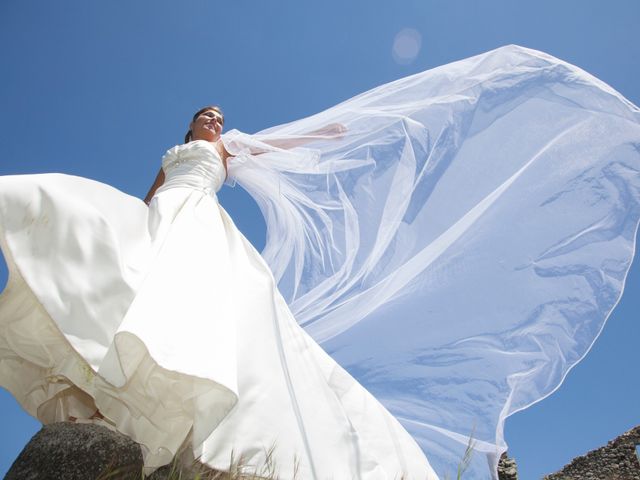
0;1;638;478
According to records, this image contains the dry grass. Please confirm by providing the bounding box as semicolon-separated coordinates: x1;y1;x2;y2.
129;445;293;480
443;428;477;480
96;436;476;479
90;447;282;480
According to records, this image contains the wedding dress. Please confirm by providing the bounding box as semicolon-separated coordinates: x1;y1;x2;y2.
0;139;437;479
1;45;639;480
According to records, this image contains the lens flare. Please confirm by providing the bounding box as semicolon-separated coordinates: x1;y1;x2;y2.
392;28;422;65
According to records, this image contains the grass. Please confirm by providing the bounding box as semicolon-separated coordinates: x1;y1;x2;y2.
94;446;294;480
95;434;477;479
443;428;477;480
94;458;279;480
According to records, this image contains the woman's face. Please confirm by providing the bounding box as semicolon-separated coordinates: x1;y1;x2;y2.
190;109;224;142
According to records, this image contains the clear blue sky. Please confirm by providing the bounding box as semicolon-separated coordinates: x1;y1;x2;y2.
0;1;638;478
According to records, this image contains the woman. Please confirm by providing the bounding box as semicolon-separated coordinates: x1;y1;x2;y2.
0;107;437;478
1;44;639;479
143;106;347;204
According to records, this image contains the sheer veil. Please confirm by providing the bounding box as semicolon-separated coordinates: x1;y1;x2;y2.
222;45;640;477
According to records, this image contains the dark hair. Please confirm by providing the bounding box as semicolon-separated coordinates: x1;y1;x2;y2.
184;105;224;143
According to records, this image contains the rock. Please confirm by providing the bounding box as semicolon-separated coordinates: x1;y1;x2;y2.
497;452;518;480
5;422;143;480
544;425;640;480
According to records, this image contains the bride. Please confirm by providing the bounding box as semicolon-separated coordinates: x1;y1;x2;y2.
0;108;437;478
1;44;639;479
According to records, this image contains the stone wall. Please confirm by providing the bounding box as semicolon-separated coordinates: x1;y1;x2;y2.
544;426;640;480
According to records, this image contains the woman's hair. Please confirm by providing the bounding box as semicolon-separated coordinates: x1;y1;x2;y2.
184;105;224;143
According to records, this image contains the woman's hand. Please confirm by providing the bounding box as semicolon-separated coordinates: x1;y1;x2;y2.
311;123;347;139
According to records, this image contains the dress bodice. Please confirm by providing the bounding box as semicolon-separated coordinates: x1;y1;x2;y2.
158;140;226;196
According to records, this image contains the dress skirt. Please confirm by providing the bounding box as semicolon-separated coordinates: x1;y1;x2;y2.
0;166;437;479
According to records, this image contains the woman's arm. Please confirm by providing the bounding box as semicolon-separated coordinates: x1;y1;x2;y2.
261;123;347;150
217;123;345;171
144;167;165;205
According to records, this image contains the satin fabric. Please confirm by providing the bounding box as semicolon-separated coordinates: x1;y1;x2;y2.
0;140;436;479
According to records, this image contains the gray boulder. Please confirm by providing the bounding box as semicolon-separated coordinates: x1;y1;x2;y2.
5;422;143;480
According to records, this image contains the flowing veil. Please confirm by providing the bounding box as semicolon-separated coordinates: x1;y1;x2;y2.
222;45;640;478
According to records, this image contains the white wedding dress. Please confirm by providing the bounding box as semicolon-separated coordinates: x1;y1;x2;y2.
1;45;640;480
0;140;437;479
